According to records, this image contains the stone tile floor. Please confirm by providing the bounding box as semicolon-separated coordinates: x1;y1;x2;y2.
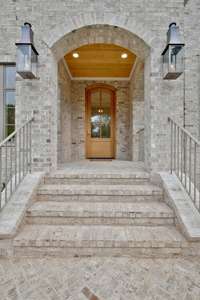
0;257;200;300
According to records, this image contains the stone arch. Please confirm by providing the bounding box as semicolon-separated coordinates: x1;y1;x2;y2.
50;25;150;62
44;12;154;56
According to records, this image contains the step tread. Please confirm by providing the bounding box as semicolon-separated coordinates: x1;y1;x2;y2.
45;172;150;179
38;184;162;195
27;201;173;218
14;225;185;248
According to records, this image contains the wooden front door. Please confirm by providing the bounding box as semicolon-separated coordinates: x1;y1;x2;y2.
85;84;116;158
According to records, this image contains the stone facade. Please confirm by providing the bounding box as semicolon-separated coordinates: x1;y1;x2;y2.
0;0;199;172
130;60;145;161
58;60;72;163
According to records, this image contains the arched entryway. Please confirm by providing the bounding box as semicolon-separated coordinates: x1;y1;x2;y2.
54;25;151;166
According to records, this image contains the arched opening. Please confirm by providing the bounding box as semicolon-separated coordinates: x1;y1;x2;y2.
54;25;151;165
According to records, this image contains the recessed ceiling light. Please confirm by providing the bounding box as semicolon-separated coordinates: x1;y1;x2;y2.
121;53;128;59
72;52;79;58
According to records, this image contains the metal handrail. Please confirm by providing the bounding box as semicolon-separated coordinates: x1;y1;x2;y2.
168;117;200;211
0;117;34;211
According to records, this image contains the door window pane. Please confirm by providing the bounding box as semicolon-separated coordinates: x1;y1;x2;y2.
101;90;111;138
91;123;101;138
91;90;101;138
90;88;112;139
101;115;111;138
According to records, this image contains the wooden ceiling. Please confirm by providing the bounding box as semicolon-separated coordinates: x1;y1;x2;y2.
65;44;136;78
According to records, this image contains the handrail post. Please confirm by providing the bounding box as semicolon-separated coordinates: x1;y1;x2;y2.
0;147;2;209
29;120;32;173
169;118;173;174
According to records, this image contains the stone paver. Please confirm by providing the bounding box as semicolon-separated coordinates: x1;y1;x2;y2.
0;257;200;300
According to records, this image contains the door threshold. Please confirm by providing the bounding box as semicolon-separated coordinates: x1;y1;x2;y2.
89;158;113;161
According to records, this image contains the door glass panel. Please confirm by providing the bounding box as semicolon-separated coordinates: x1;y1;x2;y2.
101;90;111;138
90;88;112;139
91;90;101;138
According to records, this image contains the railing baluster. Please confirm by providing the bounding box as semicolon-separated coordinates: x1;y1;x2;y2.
189;137;192;195
5;142;8;203
181;130;183;182
15;136;17;188
19;128;21;183
184;133;187;188
199;145;200;211
29;121;32;173
194;142;197;205
174;123;176;172
10;140;13;197
170;119;173;173
23;126;25;177
0;147;2;209
0;118;33;211
26;123;28;173
177;126;180;177
169;117;200;213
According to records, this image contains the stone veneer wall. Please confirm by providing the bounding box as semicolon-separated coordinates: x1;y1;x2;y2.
1;0;200;172
184;0;200;139
129;60;145;161
57;60;72;163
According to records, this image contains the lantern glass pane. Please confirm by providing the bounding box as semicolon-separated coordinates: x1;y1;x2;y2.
16;45;31;72
163;48;170;78
162;45;184;79
174;46;184;74
31;47;37;77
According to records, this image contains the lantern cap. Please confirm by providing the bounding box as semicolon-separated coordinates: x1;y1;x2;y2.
167;22;183;45
15;22;39;55
162;22;185;55
16;22;34;44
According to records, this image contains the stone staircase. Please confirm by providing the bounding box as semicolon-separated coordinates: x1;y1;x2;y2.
13;167;186;257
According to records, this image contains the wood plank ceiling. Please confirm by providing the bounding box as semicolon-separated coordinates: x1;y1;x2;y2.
65;44;136;78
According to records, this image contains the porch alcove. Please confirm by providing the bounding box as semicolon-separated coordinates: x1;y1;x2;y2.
54;25;150;165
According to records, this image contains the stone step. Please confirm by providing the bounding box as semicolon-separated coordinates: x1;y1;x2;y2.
26;201;174;226
37;184;163;202
13;224;186;258
44;172;150;185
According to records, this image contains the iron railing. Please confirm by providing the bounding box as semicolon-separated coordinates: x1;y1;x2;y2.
168;117;200;211
0;117;33;211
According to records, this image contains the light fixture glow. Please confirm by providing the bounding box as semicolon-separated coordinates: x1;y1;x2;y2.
121;53;128;59
72;52;79;58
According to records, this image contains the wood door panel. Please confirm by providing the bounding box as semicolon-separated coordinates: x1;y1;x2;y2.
85;84;116;159
87;140;114;158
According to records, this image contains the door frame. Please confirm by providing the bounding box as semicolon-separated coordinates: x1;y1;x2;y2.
85;83;117;159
